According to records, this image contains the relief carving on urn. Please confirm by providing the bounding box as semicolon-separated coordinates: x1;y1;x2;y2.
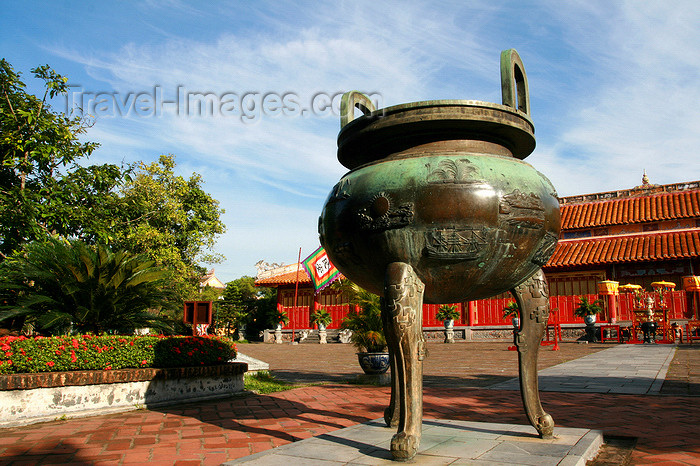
319;49;560;460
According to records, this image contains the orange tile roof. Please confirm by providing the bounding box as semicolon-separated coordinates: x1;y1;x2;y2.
560;189;700;230
545;229;700;268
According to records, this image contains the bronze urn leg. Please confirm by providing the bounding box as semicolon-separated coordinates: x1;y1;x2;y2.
383;304;400;428
383;262;426;460
510;268;555;439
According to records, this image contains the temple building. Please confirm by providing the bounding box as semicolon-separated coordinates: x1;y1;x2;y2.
256;177;700;333
199;269;226;290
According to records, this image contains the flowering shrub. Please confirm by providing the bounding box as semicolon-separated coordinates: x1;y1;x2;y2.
0;335;237;374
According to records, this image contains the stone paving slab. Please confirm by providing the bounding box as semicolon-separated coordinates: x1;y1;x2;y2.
235;353;270;372
224;418;603;466
487;344;676;394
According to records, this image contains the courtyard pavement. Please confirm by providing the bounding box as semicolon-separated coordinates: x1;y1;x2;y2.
0;341;698;465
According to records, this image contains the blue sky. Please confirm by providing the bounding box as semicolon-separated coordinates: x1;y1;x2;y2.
3;1;699;283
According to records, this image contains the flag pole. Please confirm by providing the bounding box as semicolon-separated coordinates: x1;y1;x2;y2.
292;247;302;343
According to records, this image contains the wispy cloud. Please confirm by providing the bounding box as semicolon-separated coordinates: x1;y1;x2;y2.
531;0;700;194
36;0;700;278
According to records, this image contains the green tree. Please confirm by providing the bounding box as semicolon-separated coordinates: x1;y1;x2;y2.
51;163;131;244
0;60;226;327
0;59;99;258
218;276;276;339
111;155;226;300
0;238;174;335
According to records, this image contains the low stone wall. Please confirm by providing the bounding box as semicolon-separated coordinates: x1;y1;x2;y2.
263;325;624;347
0;362;247;428
264;326;592;343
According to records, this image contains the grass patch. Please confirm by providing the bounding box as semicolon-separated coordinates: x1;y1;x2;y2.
244;370;297;394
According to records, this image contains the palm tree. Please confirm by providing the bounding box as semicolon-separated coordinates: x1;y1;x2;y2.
0;238;173;334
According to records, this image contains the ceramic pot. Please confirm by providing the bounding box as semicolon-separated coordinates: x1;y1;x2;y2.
584;314;597;325
357;352;390;375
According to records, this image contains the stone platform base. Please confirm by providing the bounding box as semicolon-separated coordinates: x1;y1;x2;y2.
226;418;603;465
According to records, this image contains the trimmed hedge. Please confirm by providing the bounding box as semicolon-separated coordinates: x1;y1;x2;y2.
0;335;237;374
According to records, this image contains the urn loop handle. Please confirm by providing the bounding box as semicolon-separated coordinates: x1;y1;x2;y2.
500;49;530;116
340;91;376;128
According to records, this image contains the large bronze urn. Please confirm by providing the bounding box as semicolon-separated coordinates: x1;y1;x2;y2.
319;49;560;460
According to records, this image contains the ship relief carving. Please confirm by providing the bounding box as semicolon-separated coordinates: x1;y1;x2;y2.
356;193;413;232
499;190;545;229
426;159;480;184
425;227;487;260
531;232;558;266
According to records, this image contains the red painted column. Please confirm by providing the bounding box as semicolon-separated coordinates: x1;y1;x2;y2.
598;280;619;323
467;301;477;326
683;276;700;320
606;294;617;323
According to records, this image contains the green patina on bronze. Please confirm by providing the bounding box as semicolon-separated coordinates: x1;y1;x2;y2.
319;49;558;461
321;153;559;303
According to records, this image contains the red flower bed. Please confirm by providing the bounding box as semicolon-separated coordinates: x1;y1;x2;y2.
0;335;237;374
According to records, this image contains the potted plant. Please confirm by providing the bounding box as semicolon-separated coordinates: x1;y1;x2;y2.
574;296;603;342
310;308;332;331
502;301;520;350
335;280;389;375
275;310;290;330
573;296;603;323
435;304;460;329
502;301;520;325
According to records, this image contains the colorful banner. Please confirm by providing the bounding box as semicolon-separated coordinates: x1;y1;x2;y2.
302;247;341;292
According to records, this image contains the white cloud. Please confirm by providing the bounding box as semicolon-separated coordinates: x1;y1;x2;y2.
41;0;700;280
532;0;700;195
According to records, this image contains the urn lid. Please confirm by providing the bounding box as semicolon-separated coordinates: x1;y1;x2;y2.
337;49;536;170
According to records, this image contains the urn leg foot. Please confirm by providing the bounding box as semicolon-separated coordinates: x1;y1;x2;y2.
510;269;555;439
383;262;425;461
390;432;419;461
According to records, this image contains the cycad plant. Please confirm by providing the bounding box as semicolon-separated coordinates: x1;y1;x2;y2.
502;301;520;320
0;238;173;335
436;304;460;322
310;308;332;328
573;296;604;318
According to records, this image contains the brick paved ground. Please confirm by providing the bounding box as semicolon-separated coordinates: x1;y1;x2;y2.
661;344;700;396
0;341;698;465
238;340;612;387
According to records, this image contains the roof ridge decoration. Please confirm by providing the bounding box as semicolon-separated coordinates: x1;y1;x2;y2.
559;180;700;205
255;262;300;280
